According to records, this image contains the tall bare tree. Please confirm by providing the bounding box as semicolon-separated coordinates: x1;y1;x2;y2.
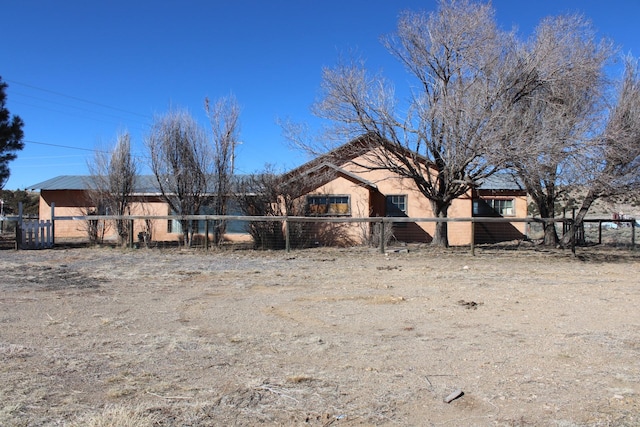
88;132;138;245
204;95;240;245
495;14;613;246
559;55;640;245
146;109;212;246
294;0;526;247
236;166;296;249
236;164;323;249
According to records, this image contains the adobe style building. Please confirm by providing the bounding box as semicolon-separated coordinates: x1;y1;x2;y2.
281;137;527;246
29;138;527;246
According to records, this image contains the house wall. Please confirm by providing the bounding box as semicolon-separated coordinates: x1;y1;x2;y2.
448;196;474;246
38;158;528;247
39;190;93;238
340;154;474;246
473;190;528;243
129;198;175;242
297;156;479;246
38;190;237;244
304;175;374;245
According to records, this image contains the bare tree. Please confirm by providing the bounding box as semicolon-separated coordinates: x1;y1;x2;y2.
559;55;640;245
292;0;525;247
204;95;240;245
495;14;613;246
88;132;137;246
146;109;212;246
235;165;309;249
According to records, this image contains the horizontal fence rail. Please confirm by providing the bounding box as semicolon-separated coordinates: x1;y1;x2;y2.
37;212;638;255
54;214;552;222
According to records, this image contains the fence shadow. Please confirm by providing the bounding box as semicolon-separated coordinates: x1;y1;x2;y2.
474;221;524;244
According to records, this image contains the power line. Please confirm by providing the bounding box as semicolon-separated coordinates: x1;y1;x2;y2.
11;91;151;127
25;140;110;153
6;79;152;120
10;99;150;133
20;154;87;159
24;139;151;161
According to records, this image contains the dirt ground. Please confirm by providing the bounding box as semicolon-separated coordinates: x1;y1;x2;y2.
1;244;640;426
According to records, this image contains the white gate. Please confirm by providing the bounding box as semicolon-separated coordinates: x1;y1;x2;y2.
19;219;53;249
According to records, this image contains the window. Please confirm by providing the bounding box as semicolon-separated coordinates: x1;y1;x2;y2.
386;195;408;228
490;199;514;216
385;195;407;217
473;198;514;216
307;195;350;216
167;201;248;234
168;208;182;233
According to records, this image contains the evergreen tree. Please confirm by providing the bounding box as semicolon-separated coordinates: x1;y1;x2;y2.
0;77;25;189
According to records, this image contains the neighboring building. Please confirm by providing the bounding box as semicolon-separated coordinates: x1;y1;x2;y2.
30;137;527;246
28;175;247;243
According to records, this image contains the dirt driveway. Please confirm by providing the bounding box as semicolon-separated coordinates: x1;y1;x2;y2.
1;245;639;426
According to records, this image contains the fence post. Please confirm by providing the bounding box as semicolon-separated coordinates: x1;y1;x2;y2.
50;202;55;247
379;220;385;254
15;222;21;250
284;217;290;253
205;220;210;251
45;220;52;248
128;219;134;248
33;220;40;248
632;220;636;250
470;220;475;256
571;220;576;256
16;202;23;250
598;220;602;245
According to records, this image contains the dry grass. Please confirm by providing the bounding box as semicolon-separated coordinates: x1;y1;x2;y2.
1;245;639;426
66;405;159;427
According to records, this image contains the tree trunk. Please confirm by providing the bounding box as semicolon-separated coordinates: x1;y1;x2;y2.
431;201;449;247
536;194;560;246
180;218;191;247
116;219;127;247
542;222;559;246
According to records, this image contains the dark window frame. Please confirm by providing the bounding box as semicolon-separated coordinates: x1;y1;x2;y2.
385;194;408;217
306;194;351;216
473;198;515;217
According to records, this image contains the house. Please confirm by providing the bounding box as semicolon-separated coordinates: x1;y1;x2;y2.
28;175;248;244
29;137;527;246
281;136;528;246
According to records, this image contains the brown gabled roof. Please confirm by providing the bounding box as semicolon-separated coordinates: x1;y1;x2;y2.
281;161;378;194
283;134;524;193
285;133;435;176
283;134;376;180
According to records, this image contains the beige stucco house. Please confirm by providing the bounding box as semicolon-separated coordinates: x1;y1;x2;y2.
281;138;528;246
29;138;527;246
30;175;182;242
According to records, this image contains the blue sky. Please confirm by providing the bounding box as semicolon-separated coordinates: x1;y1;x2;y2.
2;0;639;190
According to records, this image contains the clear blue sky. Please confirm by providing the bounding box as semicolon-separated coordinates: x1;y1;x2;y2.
2;0;639;190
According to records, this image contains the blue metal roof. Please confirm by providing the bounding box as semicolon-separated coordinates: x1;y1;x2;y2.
28;175;161;192
29;175;253;193
477;174;523;191
30;172;524;193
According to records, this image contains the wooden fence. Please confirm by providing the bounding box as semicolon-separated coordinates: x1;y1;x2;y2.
7;201;635;254
17;219;53;249
48;212;637;255
3;202;54;250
